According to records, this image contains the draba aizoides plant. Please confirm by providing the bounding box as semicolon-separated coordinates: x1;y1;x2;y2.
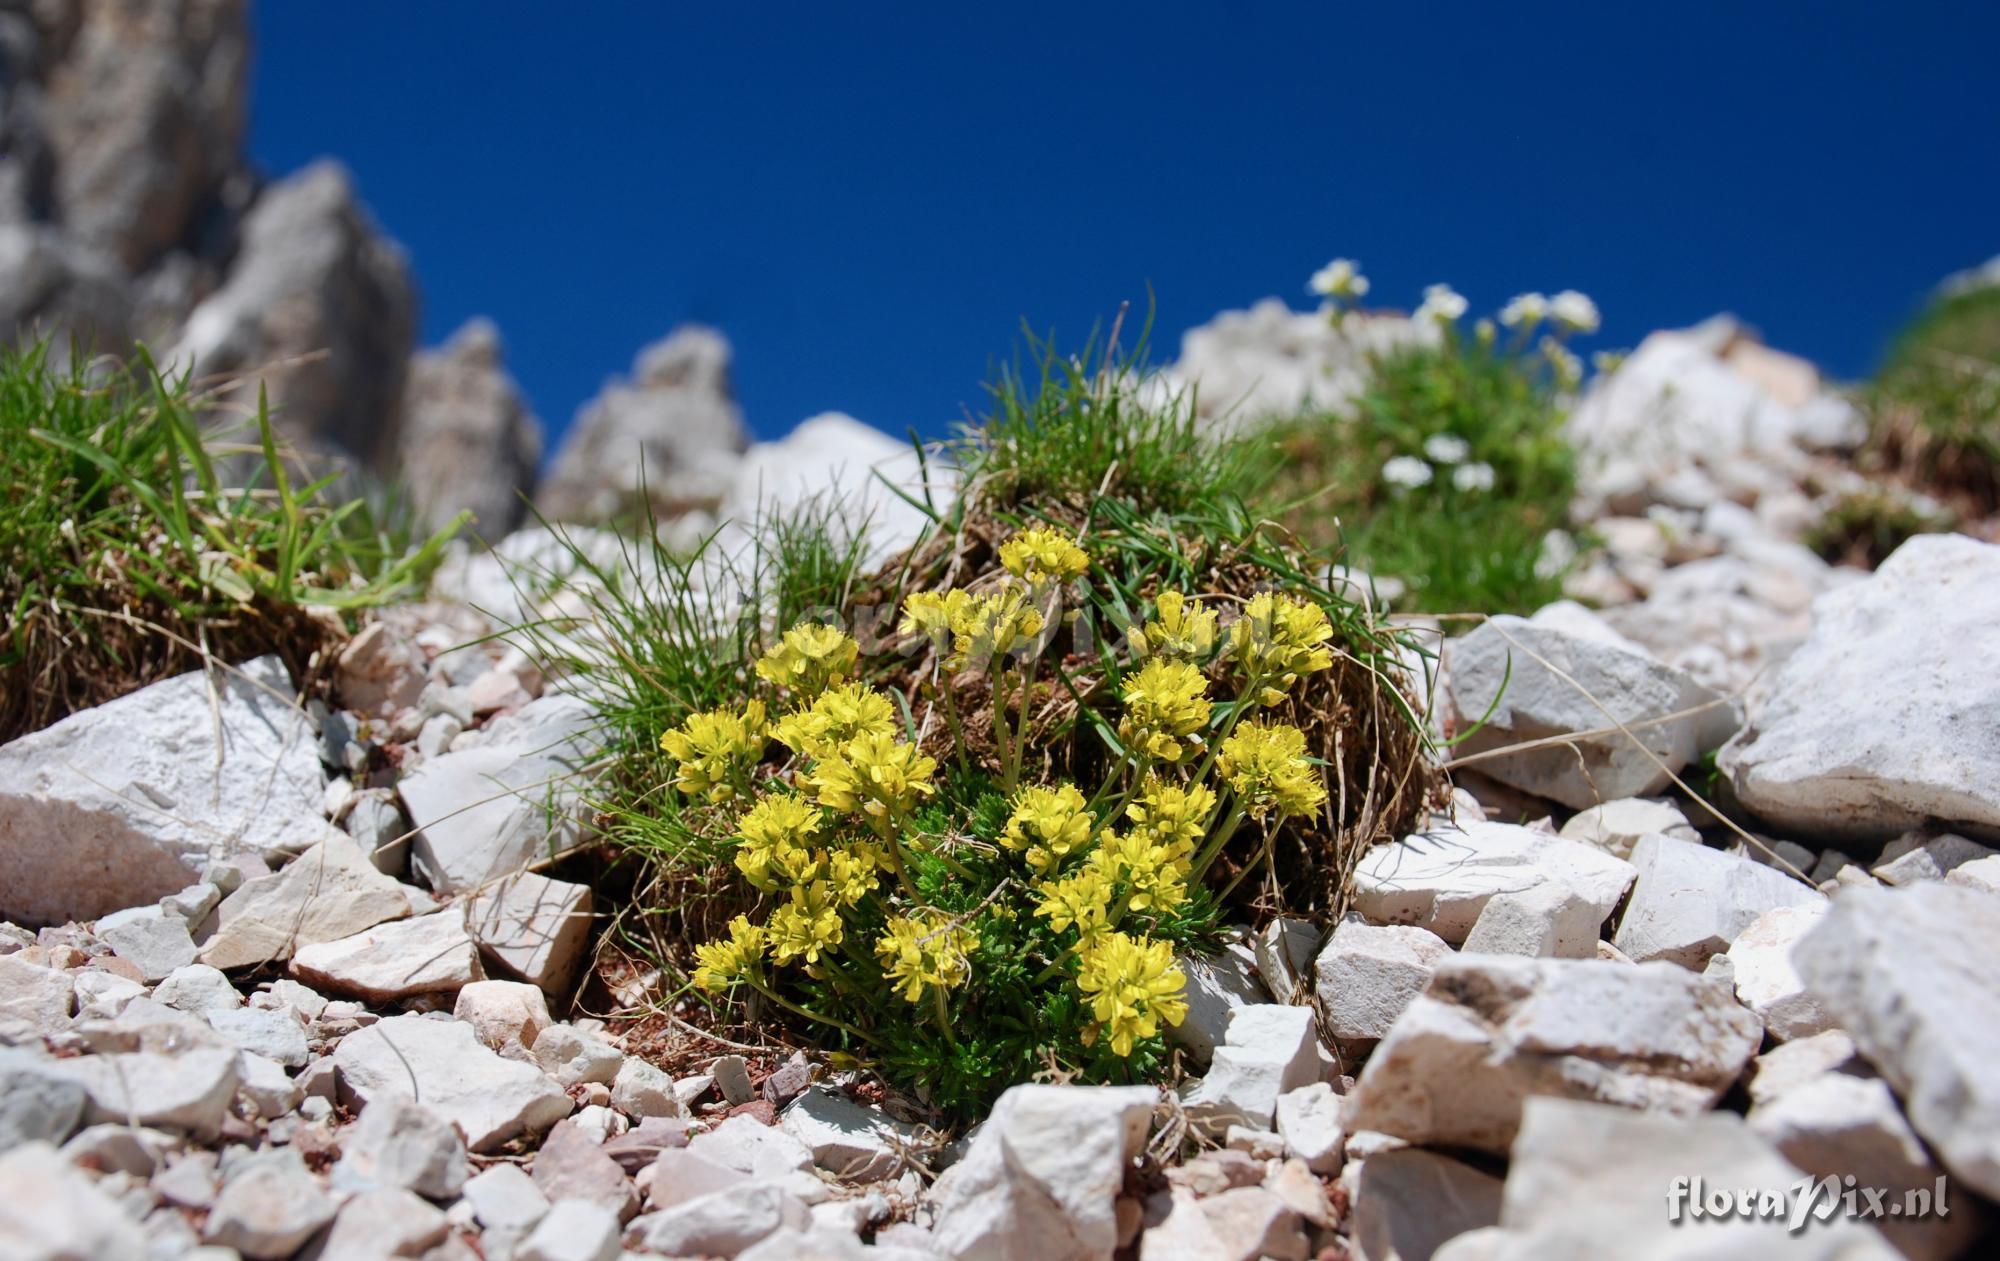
657;527;1337;1112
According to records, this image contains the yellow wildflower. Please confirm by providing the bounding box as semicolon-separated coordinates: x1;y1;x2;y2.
874;910;977;1003
659;699;767;801
766;881;845;966
819;847;883;907
1001;783;1094;875
1230;592;1334;704
1124;776;1217;856
731;791;820;891
998;527;1090;586
806;729;938;820
692;915;766;992
900;588;974;643
1217;721;1328;820
1090;829;1189;914
755;623;860;699
771;681;899;759
1137;591;1219;662
1117;658;1213;764
946;591;1044;674
1034;866;1115;942
1075;931;1188;1056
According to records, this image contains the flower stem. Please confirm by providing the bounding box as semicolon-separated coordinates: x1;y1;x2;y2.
931;985;959;1049
990;669;1015;793
1191;799;1248;882
750;977;883;1049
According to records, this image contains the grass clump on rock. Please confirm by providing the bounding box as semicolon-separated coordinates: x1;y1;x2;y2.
0;344;461;742
1860;282;2000;514
1254;269;1588;614
561;318;1438;1115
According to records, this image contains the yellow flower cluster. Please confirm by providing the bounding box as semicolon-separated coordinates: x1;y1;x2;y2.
692;914;766;992
807;728;938;821
1218;720;1328;820
660;700;768;801
1002;782;1094;874
944;592;1044;675
772;680;898;759
677;527;1349;1083
1117;658;1212;763
999;527;1090;587
1137;591;1219;662
1076;931;1189;1056
875;910;977;1003
1231;592;1335;705
755;623;860;698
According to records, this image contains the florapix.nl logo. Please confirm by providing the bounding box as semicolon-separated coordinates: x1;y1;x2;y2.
1669;1174;1954;1235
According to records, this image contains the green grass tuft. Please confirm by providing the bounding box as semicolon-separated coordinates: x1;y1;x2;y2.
1251;329;1579;614
0;342;463;741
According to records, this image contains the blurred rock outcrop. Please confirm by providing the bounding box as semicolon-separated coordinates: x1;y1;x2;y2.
398;319;543;536
171;160;415;465
537;324;749;523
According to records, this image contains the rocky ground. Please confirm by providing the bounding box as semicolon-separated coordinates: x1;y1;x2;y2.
4;297;2000;1261
7;4;2000;1260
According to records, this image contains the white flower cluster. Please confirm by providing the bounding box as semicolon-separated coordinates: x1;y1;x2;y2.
1414;283;1468;326
1500;289;1599;335
1309;258;1369;300
1383;434;1495;495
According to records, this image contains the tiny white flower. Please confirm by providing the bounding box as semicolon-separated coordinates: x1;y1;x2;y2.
1381;455;1433;490
1473;317;1497;345
1451;461;1496;493
1415;283;1467;325
1550;289;1601;335
1500;292;1548;329
1590;349;1625;376
1309;258;1369;300
1423;433;1471;464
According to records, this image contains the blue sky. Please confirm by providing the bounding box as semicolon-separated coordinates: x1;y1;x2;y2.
250;3;2000;447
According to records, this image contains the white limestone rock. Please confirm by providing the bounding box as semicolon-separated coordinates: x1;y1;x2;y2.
534;1023;625;1087
1471;1098;1897;1260
1348;1148;1504;1261
1460;881;1601;959
0;953;73;1034
1183;1005;1320;1135
195;835;412;970
1747;1073;1977;1259
1442;612;1731;810
1344;956;1761;1153
1313;920;1453;1041
1793;881;2000;1198
466;870;594;996
1723;902;1834;1041
453;978;552;1053
1872;831;1998;887
1557;797;1698;859
623;1182;812;1258
0;1141;149;1261
330;1095;469;1199
154;964;243;1014
204;1005;310;1068
1168;939;1269;1067
290;911;482;1002
43;1046;239;1140
202;1150;337;1260
94;904;197;981
399;694;601;894
1273;1083;1344;1174
311;1188;451;1261
0;656;337;925
782;1084;912;1181
332;1013;571;1153
518;1198;622;1261
1611;833;1821;969
1350;820;1635;945
928;1083;1158;1261
0;1049;89;1149
1718;534;2000;841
